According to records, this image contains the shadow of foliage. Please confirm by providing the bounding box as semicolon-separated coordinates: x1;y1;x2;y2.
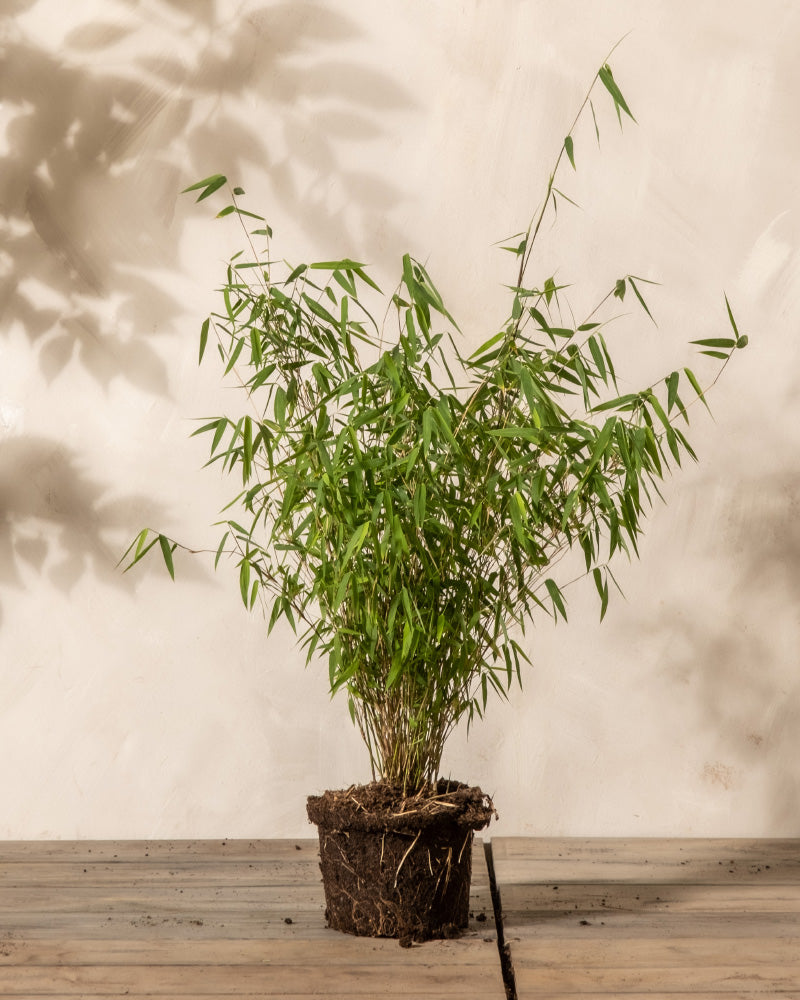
0;433;172;624
1;0;415;617
1;0;414;390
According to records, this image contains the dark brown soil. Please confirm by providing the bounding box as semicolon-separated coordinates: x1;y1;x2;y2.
307;780;495;942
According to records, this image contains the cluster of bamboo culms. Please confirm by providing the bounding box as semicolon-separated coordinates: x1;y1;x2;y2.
125;58;746;794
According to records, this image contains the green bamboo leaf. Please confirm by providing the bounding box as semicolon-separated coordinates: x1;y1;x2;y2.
286;263;307;283
591;393;639;413
211;418;228;454
628;277;656;324
724;293;740;339
552;186;580;209
691;337;736;349
589;99;601;144
274;386;287;427
401;586;413;623
214;531;229;569
239;559;250;605
598;64;636;123
666;371;680;414
509;491;526;546
333;571;351;611
302;293;338;327
199;318;210;363
267;597;283;635
587;336;607;383
592;567;609;621
564;134;576;169
182;174;227;201
309;258;367;270
352;265;381;292
341;522;370;568
118;528;156;571
545;578;568;621
645;392;672;432
387;654;404;688
413;482;427;528
224;336;246;374
401;621;413;660
159;534;175;580
489;426;541;442
519;367;538;412
242;416;253;482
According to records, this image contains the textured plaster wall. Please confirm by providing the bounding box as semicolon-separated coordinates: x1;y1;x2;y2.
1;0;798;838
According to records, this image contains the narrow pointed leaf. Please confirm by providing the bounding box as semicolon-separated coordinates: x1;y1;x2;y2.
598;64;636;122
564;134;576;169
159;535;175;580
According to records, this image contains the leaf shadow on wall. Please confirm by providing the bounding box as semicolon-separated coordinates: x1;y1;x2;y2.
1;0;414;391
642;471;800;833
0;435;177;629
1;0;415;616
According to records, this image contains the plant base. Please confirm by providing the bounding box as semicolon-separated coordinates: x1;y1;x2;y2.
307;780;494;942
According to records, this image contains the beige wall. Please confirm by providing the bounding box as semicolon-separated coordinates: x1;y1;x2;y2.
2;0;798;838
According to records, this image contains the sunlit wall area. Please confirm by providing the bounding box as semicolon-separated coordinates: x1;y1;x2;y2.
2;0;798;838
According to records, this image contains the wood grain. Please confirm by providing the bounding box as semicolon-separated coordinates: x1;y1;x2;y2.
493;837;800;998
0;838;503;998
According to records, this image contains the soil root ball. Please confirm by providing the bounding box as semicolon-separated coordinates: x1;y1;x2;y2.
307;780;495;941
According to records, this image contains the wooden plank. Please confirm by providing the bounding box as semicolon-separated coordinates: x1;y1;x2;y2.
0;996;491;1000
509;935;800;966
503;910;800;941
0;884;495;912
495;861;800;885
0;840;320;863
0;906;495;941
0;935;502;967
515;963;800;993
0;840;504;998
0;884;328;910
0;860;323;888
494;837;800;999
492;837;800;861
510;994;799;1000
0;962;504;995
492;837;800;883
499;880;800;913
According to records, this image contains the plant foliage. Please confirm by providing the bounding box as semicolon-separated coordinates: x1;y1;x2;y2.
122;57;746;793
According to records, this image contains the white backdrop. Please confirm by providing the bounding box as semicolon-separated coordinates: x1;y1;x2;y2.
2;0;798;838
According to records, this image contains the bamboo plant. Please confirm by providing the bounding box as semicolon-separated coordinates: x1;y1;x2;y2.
123;60;746;794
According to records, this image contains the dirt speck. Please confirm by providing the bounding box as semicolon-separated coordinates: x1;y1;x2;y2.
703;761;736;790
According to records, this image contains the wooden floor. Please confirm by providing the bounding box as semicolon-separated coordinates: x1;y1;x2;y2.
493;837;800;998
1;838;799;998
0;838;504;999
